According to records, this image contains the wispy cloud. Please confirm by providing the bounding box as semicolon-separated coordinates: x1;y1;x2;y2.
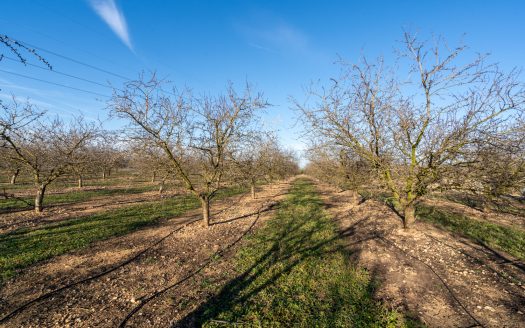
89;0;132;50
238;20;309;54
0;93;98;121
234;13;329;64
0;78;63;97
0;79;101;121
247;42;276;54
261;23;309;50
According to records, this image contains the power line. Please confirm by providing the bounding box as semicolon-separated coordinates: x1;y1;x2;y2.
8;37;133;81
2;55;115;90
2;36;183;99
0;69;110;98
0;18;125;70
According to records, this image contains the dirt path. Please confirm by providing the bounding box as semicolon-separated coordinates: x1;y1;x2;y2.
317;183;525;328
0;180;292;327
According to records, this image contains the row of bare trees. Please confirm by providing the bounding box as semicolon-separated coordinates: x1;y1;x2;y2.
111;75;298;226
299;32;525;228
1;77;299;220
304;144;372;202
0;100;99;212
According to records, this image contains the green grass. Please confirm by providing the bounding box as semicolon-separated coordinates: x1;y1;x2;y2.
442;193;525;217
0;186;245;284
0;170;152;195
417;204;525;261
193;179;405;327
0;185;157;211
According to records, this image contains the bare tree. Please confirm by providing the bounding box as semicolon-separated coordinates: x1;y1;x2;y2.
69;144;98;188
92;133;126;180
0;100;98;212
232;134;299;198
130;141;174;193
264;143;299;181
298;32;525;228
468;126;525;206
0;148;24;184
305;144;371;201
231;134;279;199
111;74;267;226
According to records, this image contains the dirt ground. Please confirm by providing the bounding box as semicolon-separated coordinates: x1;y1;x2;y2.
0;180;292;327
2;178;524;327
317;183;525;328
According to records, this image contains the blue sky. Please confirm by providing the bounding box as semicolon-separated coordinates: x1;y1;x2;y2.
1;0;524;161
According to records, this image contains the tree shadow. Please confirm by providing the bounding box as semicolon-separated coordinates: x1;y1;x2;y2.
175;183;389;327
210;203;279;226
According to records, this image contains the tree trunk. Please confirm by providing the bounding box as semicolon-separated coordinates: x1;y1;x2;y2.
250;181;256;199
403;204;416;229
102;170;106;180
10;168;20;185
35;184;47;213
78;175;83;188
151;172;156;183
159;180;165;195
201;197;210;226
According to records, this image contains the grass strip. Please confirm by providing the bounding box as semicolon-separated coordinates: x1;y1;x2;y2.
0;185;158;211
0;186;245;284
417;204;525;261
196;178;404;327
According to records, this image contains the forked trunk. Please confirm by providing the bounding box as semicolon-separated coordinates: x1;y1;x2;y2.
403;204;416;229
10;169;20;185
35;184;47;213
102;170;106;180
201;197;210;226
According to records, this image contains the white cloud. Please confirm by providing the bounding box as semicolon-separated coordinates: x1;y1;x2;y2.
89;0;132;50
263;23;309;50
237;20;309;54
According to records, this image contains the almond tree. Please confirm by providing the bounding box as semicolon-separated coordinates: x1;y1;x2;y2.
469;126;525;206
92;133;126;180
111;74;267;226
263;143;299;181
231;134;279;199
0;149;24;184
0;100;98;212
130;141;174;193
298;32;525;228
305;144;371;201
69;145;98;188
